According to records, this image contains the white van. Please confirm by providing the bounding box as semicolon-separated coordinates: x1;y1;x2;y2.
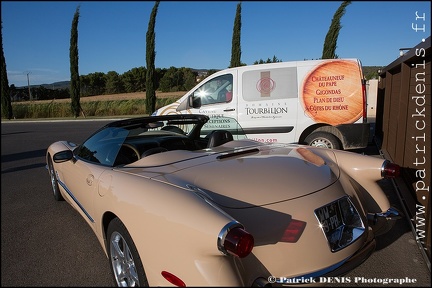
153;59;370;150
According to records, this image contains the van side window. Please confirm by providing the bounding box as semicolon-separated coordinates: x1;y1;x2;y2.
191;74;233;107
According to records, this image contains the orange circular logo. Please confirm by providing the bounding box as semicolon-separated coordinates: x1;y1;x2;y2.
302;60;363;125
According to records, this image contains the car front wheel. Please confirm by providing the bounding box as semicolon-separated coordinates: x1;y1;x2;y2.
305;132;341;150
48;157;64;201
107;218;148;287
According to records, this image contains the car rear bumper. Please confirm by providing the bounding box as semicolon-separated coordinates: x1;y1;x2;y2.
320;231;376;278
252;228;376;286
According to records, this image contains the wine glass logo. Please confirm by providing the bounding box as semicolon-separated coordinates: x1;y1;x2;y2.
256;76;275;97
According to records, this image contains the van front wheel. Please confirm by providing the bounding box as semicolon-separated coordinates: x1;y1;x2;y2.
305;132;341;150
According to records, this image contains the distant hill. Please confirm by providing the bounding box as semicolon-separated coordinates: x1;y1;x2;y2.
43;81;70;89
15;81;70;90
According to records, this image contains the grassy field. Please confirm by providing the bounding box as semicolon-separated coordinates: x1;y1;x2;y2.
7;91;186;119
14;91;186;104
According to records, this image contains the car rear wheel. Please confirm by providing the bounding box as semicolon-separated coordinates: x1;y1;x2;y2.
48;157;64;201
305;132;341;150
107;218;148;287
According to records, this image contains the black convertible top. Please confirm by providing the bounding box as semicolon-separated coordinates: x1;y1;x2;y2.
105;114;210;128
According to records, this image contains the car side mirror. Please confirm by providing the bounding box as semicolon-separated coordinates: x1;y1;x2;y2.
53;150;74;163
189;95;201;108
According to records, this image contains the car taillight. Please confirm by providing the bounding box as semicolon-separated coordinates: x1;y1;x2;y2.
382;161;400;178
280;219;307;243
218;222;254;258
224;227;254;258
161;271;186;287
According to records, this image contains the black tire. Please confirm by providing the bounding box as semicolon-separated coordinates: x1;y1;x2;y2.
305;132;341;150
107;218;149;287
48;157;64;201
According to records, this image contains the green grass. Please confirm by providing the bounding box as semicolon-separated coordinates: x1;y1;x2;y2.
4;97;178;119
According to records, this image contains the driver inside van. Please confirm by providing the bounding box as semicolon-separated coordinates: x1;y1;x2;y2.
225;84;233;102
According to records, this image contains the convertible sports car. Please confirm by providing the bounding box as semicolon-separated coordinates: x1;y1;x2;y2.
46;114;402;287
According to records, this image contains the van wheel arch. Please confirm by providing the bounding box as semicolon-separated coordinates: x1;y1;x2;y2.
300;125;344;150
305;132;341;150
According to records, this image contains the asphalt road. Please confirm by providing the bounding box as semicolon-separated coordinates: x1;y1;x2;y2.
1;120;430;287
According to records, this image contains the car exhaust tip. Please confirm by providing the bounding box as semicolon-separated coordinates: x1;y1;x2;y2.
377;207;403;220
368;207;403;224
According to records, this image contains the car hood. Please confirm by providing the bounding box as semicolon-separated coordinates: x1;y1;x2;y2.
124;143;340;208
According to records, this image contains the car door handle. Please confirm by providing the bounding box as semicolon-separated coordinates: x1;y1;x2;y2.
224;108;235;112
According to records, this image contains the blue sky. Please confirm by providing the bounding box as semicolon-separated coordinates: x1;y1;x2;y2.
1;1;430;87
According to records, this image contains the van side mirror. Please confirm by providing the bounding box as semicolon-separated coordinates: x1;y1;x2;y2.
189;95;201;108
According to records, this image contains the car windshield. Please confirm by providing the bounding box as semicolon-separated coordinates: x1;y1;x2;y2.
74;115;247;167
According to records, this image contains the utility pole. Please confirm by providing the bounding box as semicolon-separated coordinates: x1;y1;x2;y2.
26;71;32;101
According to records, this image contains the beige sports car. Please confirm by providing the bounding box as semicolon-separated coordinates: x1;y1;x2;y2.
46;114;402;287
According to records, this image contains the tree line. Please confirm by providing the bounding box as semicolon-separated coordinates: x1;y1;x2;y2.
1;1;351;119
7;66;216;102
79;66;201;97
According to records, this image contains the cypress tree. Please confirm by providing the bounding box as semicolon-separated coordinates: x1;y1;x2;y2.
70;6;81;117
230;2;242;68
145;1;160;115
1;21;13;119
322;1;351;59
